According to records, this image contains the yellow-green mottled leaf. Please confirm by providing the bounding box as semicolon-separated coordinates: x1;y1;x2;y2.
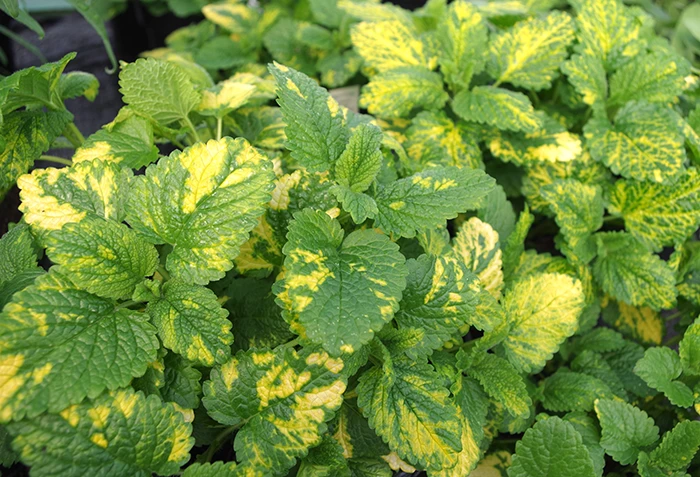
500;273;585;373
573;0;644;69
269;63;348;173
395;254;479;358
0;53;73;114
405;111;482;173
350;20;435;75
119;58;200;127
339;1;413;24
201;2;257;34
274;209;406;355
561;53;607;110
502;207;534;283
197;80;256;118
0;271;158;422
0;109;73;199
487;11;575;91
58;71;99;102
227;106;287;151
0;223;38;286
18;159;132;242
147;280;232;367
452;86;542;133
45;218;158;300
470;451;510;477
608;51;691;107
234;216;284;277
466;352;532;419
182;462;238;477
602;299;664;346
126;137;275;285
634;347;694;408
487;113;582;166
318;50;363;89
680;317;700;376
359;67;448;119
203;346;346;475
592;232;676;311
608;169;700;252
450;217;503;299
374;166;494;238
357;357;462;471
585;101;686;184
438;0;488;91
540;179;604;249
8;388;193;476
330;399;390;462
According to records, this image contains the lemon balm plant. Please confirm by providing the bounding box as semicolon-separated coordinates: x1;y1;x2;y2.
1;0;700;476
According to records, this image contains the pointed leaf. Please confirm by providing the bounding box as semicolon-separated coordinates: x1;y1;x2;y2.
594;399;659;465
452;86;542;133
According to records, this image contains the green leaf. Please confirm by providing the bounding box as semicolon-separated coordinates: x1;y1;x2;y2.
159;352;202;410
642;420;700;475
488;11;575;91
227;106;286;150
561;54;607;109
119;58;200;126
633;347;694;408
602;299;665;347
8;388;193;476
0;271;158;422
585;101;686;184
357;357;462;472
607;169;700;252
0;53;73;114
0;222;38;285
0;109;73;199
541;179;604;248
309;0;344;28
680;317;700;376
373;166;494;238
196;80;256;118
502;207;534;282
394;254;479;358
592;232;677;311
331;186;378;224
501;273;584;373
438;0;488;91
452;86;542;133
450;217;504;299
608;50;690;106
274;209;406;355
541;369;614;412
405;111;482;172
467;352;531;419
73;112;160;169
334;123;383;193
570;350;627;398
508;416;597;477
147;280;232;366
477;184;516;244
182;462;238;477
298;435;350;477
360;67;448;119
203;346;346;475
126;137;275;285
59;71;99;101
331;399;390;462
562;412;605;477
269;62;348;173
67;0;119;72
594;399;659;465
350;20;434;74
18;159;132;242
45;218;158;300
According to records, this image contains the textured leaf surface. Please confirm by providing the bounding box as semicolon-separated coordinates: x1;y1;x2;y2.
561;54;607;109
467;352;531;419
147;280;232;366
334;123;382;193
643;420;700;475
18;160;131;241
203;346;346;474
608;52;690;106
508;417;596;477
541;369;613;412
585;102;686;184
126;137;274;285
592;232;676;311
373;166;494;238
450;217;503;299
360;67;448;119
0;223;38;286
541;179;603;248
452;86;542;133
608;170;700;251
501;273;584;373
350;20;433;74
8;389;193;477
487;11;574;90
594;399;659;465
357;357;462;471
275;210;406;355
45;218;158;300
119;58;200;126
438;0;487;91
680;317;700;376
270;63;348;173
0;271;158;422
394;255;478;358
634;347;694;407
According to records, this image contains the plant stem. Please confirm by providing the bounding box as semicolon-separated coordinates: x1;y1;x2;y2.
40;155;72;166
63;122;85;148
116;300;138;310
185;117;201;143
156;265;170;281
201;426;237;463
216;117;223;141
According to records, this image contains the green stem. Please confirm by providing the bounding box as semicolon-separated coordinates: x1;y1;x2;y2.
201;426;237;463
0;25;47;63
185;117;201;143
116;300;138;310
664;334;683;347
156;265;170;281
40;155;72;166
216;117;223;141
63;122;85;148
171;137;187;150
603;215;622;223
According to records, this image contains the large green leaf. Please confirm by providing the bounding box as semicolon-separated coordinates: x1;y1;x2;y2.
0;271;158;422
8;388;193;476
540;369;614;412
452;86;542;133
594;399;659;465
466;352;531;419
126;137;275;285
633;347;694;408
203;346;346;475
0;53;73;114
274;209;406;355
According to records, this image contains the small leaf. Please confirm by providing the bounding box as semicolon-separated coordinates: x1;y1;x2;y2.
541;179;604;249
452;86;542;133
467;352;531;419
643;420;700;475
594;399;659;465
450;217;504;299
680;317;700;376
633;347;694;408
334;123;383;193
541;369;614;412
561;53;607;109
